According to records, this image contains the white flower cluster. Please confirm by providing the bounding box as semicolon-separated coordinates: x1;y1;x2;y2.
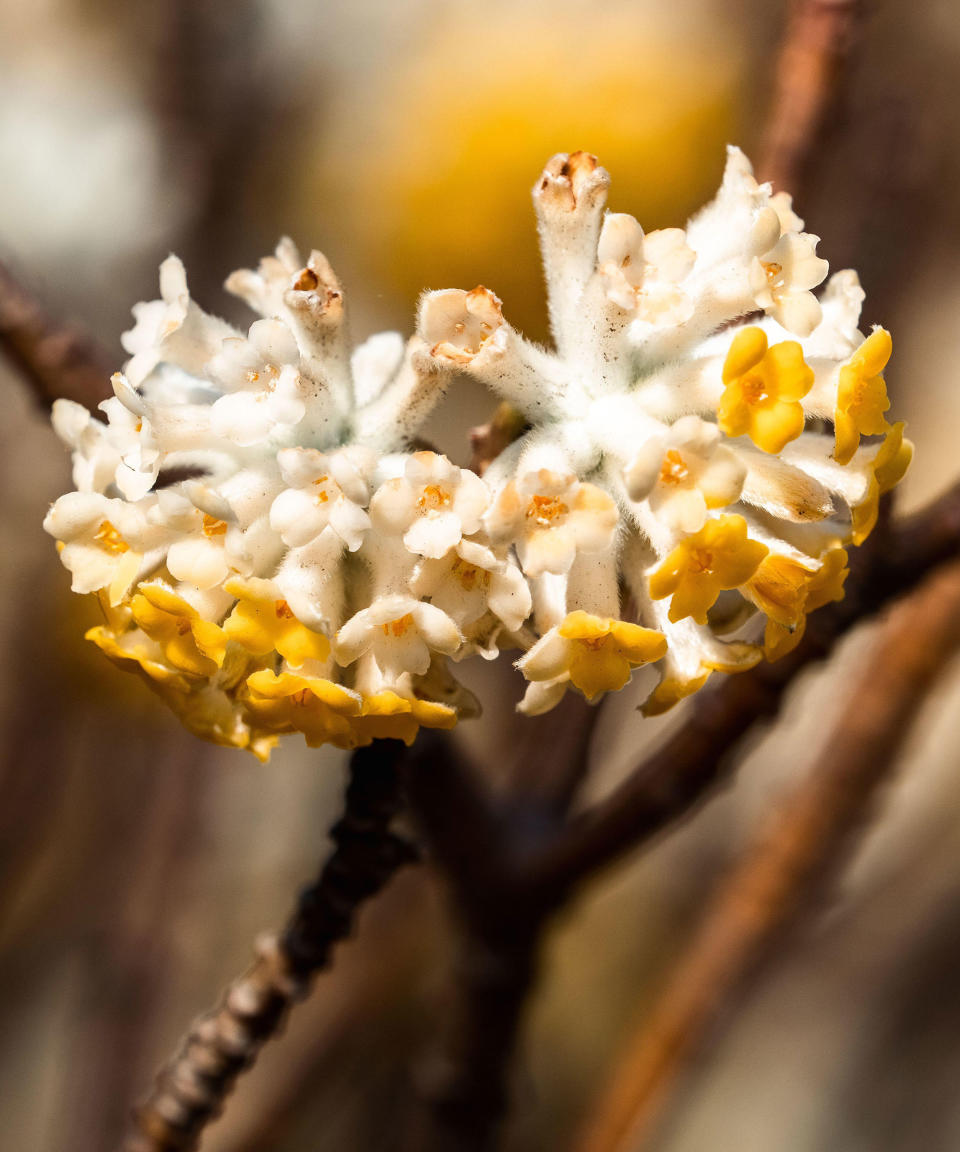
417;148;910;716
44;242;530;757
45;150;910;754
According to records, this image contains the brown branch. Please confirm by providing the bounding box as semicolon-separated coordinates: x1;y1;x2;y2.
574;554;960;1152
758;0;868;193
400;720;597;1152
526;481;960;898
0;259;112;411
123;740;417;1152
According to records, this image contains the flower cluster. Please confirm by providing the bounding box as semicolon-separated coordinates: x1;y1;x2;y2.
45;149;910;755
44;242;530;757
418;148;910;715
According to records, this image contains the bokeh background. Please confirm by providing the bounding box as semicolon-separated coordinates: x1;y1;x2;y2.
3;1;960;1149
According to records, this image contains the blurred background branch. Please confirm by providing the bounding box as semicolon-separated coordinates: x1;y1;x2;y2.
0;258;111;411
575;554;960;1152
758;0;867;193
125;740;416;1152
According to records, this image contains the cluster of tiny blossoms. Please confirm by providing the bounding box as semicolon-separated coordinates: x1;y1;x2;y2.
45;149;910;756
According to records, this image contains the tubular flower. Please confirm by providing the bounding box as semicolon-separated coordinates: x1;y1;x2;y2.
718;327;814;454
517;611;667;714
44;241;485;756
416;148;909;712
834;327;893;465
648;514;769;625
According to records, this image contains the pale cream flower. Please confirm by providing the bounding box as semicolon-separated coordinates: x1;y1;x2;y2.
410;539;531;655
623;415;746;533
370;451;489;559
334;594;462;682
485;469;618;578
597;213;695;324
270;445;373;552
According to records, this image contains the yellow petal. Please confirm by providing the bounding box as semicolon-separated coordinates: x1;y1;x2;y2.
275;621;330;668
567;639;632;698
722;326;768;381
874;422;913;494
748;399;805;454
641;670;710;716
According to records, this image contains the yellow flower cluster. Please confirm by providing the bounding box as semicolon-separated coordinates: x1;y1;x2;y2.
85;579;456;761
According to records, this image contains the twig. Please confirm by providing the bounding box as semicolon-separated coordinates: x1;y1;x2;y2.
574;554;960;1152
400;722;598;1152
526;481;960;897
0;258;111;411
758;0;867;193
123;740;417;1152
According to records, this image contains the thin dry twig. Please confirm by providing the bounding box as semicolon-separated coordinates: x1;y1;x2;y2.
0;258;112;411
575;555;960;1152
123;741;416;1152
758;0;867;193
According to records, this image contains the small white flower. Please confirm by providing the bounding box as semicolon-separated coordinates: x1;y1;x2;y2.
333;594;462;682
121;255;234;388
749;230;829;337
43;491;160;603
410;538;532;650
270;446;373;552
485;469;618;577
208;319;306;445
370;451;489;559
623;415;746;534
597;213;695;325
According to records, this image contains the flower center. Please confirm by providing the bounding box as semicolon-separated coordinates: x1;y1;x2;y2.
580;635;612;652
313;475;332;504
761;260;784;298
382;613;414;638
291;688;312;706
176;618;192;636
275;599;296;620
740;372;770;405
451;557;491;592
294;268;319;291
659;450;690;486
94;520;129;554
202;515;228;538
689;547;714;574
418;485;452;513
526;494;569;527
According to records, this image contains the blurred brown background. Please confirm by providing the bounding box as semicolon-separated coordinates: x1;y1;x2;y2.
3;1;960;1149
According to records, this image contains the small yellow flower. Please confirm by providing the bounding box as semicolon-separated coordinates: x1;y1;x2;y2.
519;611;667;701
762;547;849;661
243;672;457;750
648;514;769;624
834;328;892;465
850;421;913;545
244;669;363;749
640;638;761;716
130;582;228;679
718;327;814;454
86;624;193;691
641;670;711;717
223;576;329;667
745;554;817;631
351;691;457;746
